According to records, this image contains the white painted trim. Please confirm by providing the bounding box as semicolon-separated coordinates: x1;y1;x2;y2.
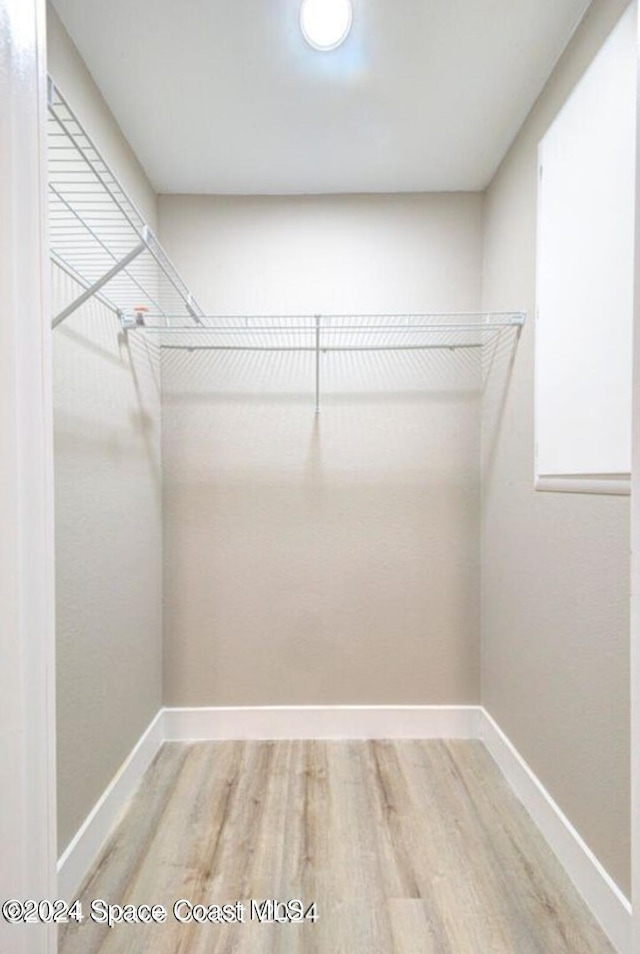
0;2;56;952
163;705;483;741
57;706;480;895
535;474;631;495
479;709;632;954
631;7;640;951
57;711;165;901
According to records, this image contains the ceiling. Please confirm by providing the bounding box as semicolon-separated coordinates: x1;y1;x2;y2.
52;0;592;195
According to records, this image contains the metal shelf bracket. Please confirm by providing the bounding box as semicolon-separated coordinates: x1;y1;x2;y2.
52;239;148;329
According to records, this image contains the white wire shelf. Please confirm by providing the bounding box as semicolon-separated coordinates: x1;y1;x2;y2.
144;312;525;351
46;80;525;404
47;79;204;329
151;314;525;412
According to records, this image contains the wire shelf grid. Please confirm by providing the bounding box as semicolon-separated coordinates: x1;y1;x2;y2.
145;312;525;352
47;79;203;328
46;79;525;381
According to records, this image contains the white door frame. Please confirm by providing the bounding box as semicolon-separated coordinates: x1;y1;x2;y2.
632;4;640;951
0;1;57;953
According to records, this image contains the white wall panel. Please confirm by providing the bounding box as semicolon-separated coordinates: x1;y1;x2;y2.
536;3;636;479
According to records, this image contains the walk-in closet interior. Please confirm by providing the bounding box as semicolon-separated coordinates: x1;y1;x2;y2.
45;1;636;951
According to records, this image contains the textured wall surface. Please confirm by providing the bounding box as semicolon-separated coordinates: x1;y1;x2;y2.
48;6;163;855
159;193;484;706
481;0;632;897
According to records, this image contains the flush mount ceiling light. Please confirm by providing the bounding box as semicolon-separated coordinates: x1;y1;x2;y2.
300;0;353;51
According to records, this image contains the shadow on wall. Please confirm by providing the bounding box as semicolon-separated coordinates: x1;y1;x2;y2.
160;344;484;406
482;324;524;487
52;267;163;500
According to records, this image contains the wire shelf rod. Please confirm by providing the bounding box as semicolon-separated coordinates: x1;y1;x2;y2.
142;311;525;324
158;343;486;353
146;323;520;334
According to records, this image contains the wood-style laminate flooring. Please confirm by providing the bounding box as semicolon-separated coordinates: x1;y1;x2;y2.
59;740;616;954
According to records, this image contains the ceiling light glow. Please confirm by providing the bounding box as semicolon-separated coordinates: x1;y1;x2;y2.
300;0;353;52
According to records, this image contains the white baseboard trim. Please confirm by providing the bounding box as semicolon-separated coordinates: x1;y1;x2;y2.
163;704;483;741
57;709;165;901
58;704;631;954
479;709;631;954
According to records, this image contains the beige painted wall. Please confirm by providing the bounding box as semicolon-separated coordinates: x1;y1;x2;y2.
48;6;163;854
159;193;483;706
482;0;632;897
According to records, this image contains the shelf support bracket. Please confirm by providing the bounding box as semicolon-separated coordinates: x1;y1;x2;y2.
50;251;119;319
51;239;147;329
315;314;321;414
186;294;204;327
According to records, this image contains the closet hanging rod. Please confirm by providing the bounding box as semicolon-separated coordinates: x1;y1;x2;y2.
143;311;525;326
158;344;486;352
146;320;525;335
